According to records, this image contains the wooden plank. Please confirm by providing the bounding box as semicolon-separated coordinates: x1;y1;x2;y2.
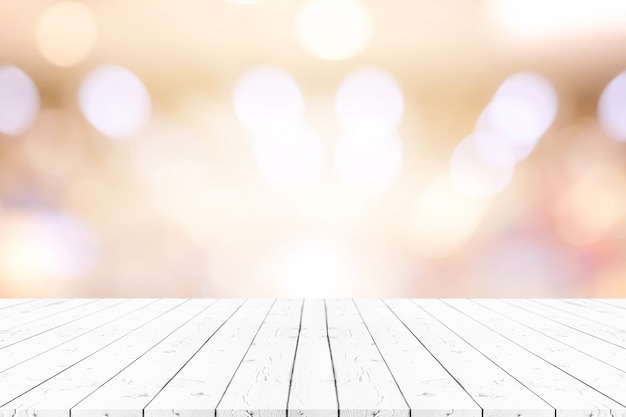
0;299;133;372
144;299;273;417
444;299;626;405
476;299;626;372
509;300;626;349
0;298;623;417
0;299;181;406
354;299;480;417
387;299;553;417
216;299;303;417
421;299;625;416
2;300;214;417
72;299;245;417
287;299;337;417
540;300;626;330
325;299;409;417
0;299;97;331
0;299;35;312
595;299;626;310
0;299;125;349
0;300;78;330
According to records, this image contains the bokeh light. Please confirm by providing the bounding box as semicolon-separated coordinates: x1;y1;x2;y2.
3;0;626;298
334;133;403;192
489;0;626;37
0;210;96;295
450;132;516;199
554;163;626;245
0;66;40;136
36;1;97;67
335;68;404;139
598;71;626;142
410;175;488;258
79;65;152;139
228;0;267;4
296;0;372;61
233;67;304;136
253;126;324;192
476;72;558;161
269;238;358;297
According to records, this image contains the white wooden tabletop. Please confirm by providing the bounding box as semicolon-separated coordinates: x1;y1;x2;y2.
0;299;625;417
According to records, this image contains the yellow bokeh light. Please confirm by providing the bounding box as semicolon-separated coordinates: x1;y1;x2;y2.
228;0;267;4
36;1;97;67
410;175;488;258
233;66;304;136
489;0;626;37
268;239;359;297
296;0;372;61
555;164;626;246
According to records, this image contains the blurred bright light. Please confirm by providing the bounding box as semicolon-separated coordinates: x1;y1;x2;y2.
270;239;357;297
296;0;371;61
36;1;97;67
478;234;577;296
335;68;404;139
489;0;626;37
410;175;488;258
476;72;557;161
334;133;403;192
253;127;324;192
555;163;626;245
151;159;212;227
233;67;303;136
598;71;626;142
0;210;96;293
229;0;267;4
450;133;515;199
0;66;40;136
79;65;151;139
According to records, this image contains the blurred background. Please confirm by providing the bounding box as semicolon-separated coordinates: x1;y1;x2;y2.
1;0;626;298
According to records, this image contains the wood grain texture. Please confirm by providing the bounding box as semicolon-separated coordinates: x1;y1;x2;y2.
0;298;623;417
445;300;626;405
430;300;625;417
390;299;553;417
216;299;302;417
354;299;480;417
73;299;242;417
326;299;409;417
144;299;273;417
287;299;337;417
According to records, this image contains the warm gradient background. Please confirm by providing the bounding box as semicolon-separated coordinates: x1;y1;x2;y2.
1;0;626;298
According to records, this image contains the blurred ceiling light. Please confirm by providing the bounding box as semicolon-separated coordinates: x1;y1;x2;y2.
270;239;357;297
554;163;626;245
79;65;151;139
410;175;488;258
489;0;626;37
476;72;557;161
0;210;96;293
334;133;402;192
296;0;371;61
335;68;404;139
0;66;40;136
233;67;303;136
36;1;97;67
598;71;626;142
253;127;324;192
450;133;515;199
